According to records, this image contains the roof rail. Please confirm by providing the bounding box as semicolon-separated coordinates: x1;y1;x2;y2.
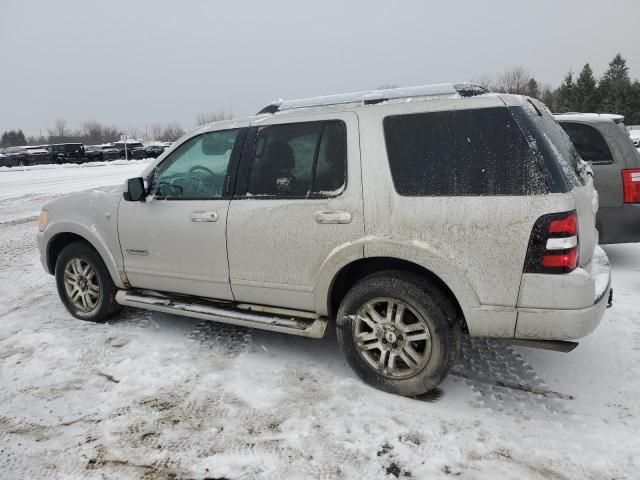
554;112;625;124
256;82;488;115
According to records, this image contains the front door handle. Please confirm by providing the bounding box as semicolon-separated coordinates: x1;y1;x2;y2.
313;210;352;224
191;211;218;222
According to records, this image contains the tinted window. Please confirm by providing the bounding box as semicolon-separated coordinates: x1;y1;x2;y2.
152;129;238;199
515;101;588;189
313;121;347;193
559;122;613;165
247;120;346;197
383;107;546;196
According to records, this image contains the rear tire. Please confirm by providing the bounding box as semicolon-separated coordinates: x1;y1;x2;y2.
55;241;122;322
336;270;461;396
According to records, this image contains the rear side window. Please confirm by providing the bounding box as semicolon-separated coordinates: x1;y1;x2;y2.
512;101;589;191
247;120;346;197
383;107;546;196
559;123;613;165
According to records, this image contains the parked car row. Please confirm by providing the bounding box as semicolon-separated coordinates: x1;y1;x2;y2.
0;141;172;167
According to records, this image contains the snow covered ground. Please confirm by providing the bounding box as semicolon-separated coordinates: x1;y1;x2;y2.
1;162;639;479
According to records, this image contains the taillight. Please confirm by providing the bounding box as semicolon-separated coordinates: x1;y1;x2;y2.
622;169;640;203
524;210;579;274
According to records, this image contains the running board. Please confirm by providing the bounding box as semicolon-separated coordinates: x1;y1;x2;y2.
494;338;579;353
115;290;328;338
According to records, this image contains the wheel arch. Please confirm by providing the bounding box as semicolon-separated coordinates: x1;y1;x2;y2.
326;257;470;332
44;224;127;289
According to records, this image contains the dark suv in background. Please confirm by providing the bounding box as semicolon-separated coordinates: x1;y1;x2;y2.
48;143;86;164
113;141;146;159
84;145;120;162
144;144;166;158
555;113;640;244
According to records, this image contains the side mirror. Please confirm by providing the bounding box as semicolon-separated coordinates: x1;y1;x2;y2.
123;177;146;201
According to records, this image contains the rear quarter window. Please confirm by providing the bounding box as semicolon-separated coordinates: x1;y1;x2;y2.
559;122;613;165
383;107;547;196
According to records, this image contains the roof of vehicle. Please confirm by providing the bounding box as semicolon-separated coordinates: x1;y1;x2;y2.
554;113;625;124
187;83;527;143
256;82;489;115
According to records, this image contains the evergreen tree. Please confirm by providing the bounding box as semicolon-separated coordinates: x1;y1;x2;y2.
0;130;27;147
574;63;600;112
629;81;640;125
598;53;633;119
15;129;27;145
541;88;555;110
554;72;578;112
526;78;540;99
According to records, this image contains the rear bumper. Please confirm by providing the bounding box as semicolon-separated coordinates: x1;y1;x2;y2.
598;204;640;244
514;246;611;340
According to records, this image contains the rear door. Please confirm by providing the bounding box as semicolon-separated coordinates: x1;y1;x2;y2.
226;112;363;311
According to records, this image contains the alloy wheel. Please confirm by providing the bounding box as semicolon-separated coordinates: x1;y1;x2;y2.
353;297;432;379
63;257;101;313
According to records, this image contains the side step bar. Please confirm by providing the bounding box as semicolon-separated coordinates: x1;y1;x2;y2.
494;338;579;353
115;290;328;338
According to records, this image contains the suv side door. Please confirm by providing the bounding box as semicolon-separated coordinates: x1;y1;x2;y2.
227;112;363;312
117;127;246;300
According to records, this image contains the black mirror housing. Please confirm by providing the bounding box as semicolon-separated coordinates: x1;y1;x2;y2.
123;177;146;201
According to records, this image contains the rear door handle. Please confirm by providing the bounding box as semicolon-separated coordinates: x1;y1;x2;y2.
313;210;352;224
191;211;218;222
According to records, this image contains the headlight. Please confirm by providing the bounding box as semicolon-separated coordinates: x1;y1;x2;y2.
38;209;48;232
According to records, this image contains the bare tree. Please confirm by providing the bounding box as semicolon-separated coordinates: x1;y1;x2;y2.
162;121;185;142
471;74;495;91
195;110;234;126
102;125;122;143
150;124;164;141
53;118;67;137
82;120;104;145
496;67;532;94
126;126;140;140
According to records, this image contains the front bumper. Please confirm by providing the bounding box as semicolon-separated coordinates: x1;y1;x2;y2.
514;246;611;340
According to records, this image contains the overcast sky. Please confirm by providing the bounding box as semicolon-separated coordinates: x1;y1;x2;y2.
1;0;639;137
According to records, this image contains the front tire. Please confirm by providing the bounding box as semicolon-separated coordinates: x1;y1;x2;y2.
336;271;461;396
55;241;122;322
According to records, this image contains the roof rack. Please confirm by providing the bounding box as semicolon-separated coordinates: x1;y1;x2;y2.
256;82;488;115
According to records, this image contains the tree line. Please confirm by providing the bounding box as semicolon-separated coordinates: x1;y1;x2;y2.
476;53;640;123
1;110;233;148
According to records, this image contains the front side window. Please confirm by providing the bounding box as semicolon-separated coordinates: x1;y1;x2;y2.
384;107;546;196
247;120;346;197
559;123;613;165
152;129;238;199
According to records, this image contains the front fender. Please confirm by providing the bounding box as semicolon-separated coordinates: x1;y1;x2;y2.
39;187;127;288
41;220;127;288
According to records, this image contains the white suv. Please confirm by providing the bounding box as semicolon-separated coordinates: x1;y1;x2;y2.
37;83;611;396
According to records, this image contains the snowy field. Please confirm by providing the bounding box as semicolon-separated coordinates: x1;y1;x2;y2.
0;162;639;479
